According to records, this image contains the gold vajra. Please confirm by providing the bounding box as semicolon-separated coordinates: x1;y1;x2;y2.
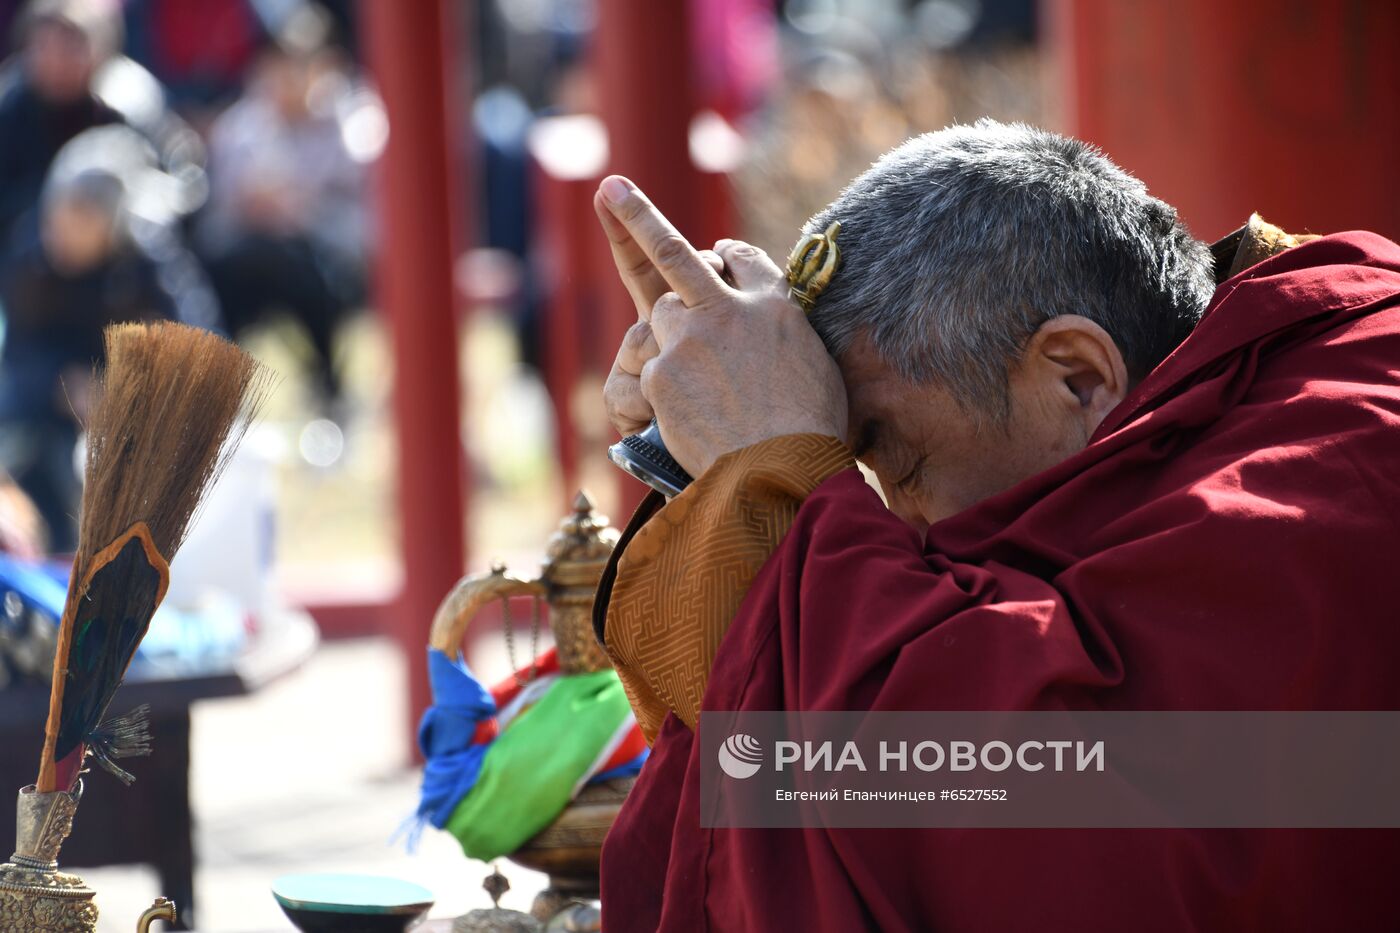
786;220;842;314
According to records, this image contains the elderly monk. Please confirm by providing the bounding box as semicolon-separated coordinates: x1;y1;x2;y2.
589;120;1400;931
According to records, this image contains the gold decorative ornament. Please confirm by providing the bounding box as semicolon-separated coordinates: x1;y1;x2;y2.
0;785;97;933
431;490;619;675
0;786;179;932
785;220;842;313
509;776;630;917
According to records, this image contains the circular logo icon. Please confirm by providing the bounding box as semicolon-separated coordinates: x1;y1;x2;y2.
718;733;764;779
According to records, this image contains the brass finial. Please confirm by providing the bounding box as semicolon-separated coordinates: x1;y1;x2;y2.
483;866;510;907
547;491;615;566
454;867;540;932
786;220;842;313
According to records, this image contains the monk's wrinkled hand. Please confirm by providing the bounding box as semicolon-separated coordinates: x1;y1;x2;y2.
595;174;847;478
596;184;724;437
604;318;659;436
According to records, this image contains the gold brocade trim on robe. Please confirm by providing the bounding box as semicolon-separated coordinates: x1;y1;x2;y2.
603;434;854;742
598;214;1316;743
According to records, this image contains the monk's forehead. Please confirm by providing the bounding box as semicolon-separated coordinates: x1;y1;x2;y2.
838;336;906;405
837;342;911;458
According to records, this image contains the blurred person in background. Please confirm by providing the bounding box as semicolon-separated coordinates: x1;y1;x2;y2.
0;471;43;558
0;125;217;551
118;0;358;128
0;0;123;245
0;0;208;250
120;0;264;126
195;5;378;416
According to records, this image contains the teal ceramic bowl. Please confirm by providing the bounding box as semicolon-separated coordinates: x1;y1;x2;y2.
271;874;435;933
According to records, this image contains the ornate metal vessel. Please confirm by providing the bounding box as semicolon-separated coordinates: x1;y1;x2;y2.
430;492;632;922
431;490;619;676
0;784;176;932
0;784;96;932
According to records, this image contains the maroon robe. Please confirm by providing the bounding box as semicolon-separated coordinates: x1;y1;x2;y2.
600;231;1400;931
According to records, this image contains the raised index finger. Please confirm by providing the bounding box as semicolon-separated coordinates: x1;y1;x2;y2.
598;175;728;308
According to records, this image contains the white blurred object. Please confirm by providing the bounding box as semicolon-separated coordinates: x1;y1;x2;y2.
165;424;281;621
455;247;524;307
298;417;345;467
690;110;746;174
914;0;980;49
339;87;389;163
45;124;196;228
93;55;167;135
527;114;608;180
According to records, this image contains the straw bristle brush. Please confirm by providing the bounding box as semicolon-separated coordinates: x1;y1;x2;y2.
36;321;270;793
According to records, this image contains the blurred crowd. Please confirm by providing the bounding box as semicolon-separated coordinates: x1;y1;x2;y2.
0;0;379;552
731;0;1039;255
0;0;1039;557
463;0;1039;495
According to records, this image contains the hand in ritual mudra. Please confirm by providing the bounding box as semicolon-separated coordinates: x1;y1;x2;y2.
595;175;849;495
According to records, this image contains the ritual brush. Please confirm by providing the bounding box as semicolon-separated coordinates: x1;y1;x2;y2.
36;321;270;794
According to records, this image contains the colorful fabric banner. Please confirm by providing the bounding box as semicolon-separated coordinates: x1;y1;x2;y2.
415;645;646;862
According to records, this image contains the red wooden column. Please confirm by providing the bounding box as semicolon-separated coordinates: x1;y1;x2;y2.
362;0;467;757
594;0;705;516
530;115;610;499
1050;0;1400;241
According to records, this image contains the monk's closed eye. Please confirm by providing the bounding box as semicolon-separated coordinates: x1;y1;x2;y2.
893;454;929;493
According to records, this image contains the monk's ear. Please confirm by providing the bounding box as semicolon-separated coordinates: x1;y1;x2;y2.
1024;315;1129;427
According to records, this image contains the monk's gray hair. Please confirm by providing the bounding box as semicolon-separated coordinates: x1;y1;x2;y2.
804;119;1215;420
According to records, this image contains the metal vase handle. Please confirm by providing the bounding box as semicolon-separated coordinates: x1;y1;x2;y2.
136;897;176;933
